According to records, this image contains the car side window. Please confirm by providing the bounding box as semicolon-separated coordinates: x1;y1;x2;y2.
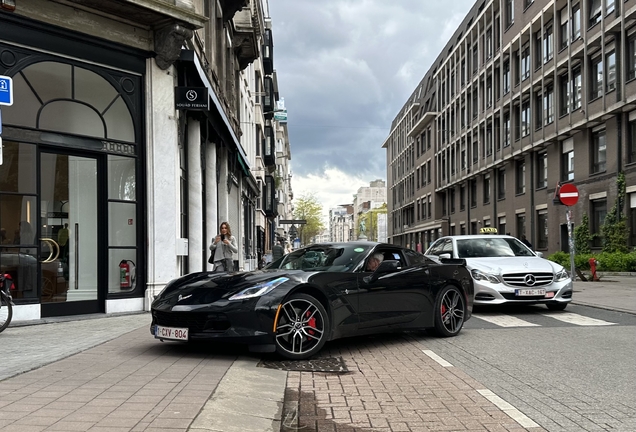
427;239;445;255
404;249;428;266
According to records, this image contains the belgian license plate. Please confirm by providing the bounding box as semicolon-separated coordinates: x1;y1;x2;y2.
155;325;188;341
515;288;546;296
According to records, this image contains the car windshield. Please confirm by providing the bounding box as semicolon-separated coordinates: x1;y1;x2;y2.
456;237;535;258
268;244;373;272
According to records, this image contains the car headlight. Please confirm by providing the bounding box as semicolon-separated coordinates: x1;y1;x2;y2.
228;277;289;300
470;269;501;284
555;268;570;282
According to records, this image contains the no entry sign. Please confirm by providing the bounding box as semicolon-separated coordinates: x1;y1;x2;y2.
559;183;579;206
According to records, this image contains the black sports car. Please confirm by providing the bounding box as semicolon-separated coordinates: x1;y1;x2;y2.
150;242;474;360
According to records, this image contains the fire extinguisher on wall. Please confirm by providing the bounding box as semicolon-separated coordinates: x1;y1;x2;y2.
119;260;136;289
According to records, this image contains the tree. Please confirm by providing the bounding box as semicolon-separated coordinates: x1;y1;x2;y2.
601;172;630;253
293;194;325;246
574;213;592;254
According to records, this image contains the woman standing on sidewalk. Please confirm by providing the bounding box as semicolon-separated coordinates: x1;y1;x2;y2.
209;222;238;272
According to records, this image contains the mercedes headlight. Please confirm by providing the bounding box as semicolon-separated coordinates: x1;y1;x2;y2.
470;269;501;284
555;268;570;282
228;277;289;300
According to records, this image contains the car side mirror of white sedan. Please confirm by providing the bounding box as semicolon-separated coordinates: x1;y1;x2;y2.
439;253;452;259
535;251;543;258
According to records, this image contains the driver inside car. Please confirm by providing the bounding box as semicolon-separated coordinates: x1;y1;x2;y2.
366;253;384;272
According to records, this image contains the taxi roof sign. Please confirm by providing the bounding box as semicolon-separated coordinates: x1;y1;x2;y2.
479;227;498;234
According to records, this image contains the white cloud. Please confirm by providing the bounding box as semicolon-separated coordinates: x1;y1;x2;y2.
291;165;375;221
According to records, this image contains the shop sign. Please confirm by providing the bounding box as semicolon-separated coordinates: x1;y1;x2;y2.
175;87;209;110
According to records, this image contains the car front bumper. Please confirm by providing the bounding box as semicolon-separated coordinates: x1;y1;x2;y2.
473;278;573;305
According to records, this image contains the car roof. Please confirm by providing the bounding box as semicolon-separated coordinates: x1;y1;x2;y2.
439;235;516;240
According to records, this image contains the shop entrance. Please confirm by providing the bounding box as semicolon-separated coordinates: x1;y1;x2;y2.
40;152;101;317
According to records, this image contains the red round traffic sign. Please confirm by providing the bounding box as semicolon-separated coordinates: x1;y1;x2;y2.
559;183;579;206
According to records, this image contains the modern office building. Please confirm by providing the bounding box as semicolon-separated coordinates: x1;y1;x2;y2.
384;0;636;255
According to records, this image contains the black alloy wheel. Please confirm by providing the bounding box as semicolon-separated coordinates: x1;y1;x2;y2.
433;285;465;337
275;293;329;360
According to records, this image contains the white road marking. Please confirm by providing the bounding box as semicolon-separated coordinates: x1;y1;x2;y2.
541;312;616;326
422;350;453;367
478;389;540;428
473;314;540;327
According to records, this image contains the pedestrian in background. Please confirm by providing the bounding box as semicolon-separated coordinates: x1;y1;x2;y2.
272;238;285;262
520;234;533;249
209;222;238;272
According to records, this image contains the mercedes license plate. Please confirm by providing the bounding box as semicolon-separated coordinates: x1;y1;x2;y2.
155;325;188;341
515;288;546;296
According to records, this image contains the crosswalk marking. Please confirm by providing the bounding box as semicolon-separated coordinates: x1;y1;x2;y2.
539;312;616;326
472;312;617;327
473;314;540;327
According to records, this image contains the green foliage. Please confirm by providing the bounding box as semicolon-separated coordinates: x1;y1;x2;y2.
573;213;592;254
293;193;325;245
601;172;629;253
547;251;636;272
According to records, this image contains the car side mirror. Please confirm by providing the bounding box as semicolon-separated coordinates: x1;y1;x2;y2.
363;260;400;284
535;251;543;258
439;253;452;259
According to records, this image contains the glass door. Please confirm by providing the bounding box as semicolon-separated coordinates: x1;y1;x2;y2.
40;152;99;316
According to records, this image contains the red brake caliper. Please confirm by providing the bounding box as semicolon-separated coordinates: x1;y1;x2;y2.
441;304;447;319
306;311;316;337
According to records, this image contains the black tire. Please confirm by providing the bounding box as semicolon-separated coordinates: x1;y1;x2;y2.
546;302;568;311
0;292;13;333
432;285;465;337
275;293;329;360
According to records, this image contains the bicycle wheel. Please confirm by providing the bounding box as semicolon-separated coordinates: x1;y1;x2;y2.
0;292;12;333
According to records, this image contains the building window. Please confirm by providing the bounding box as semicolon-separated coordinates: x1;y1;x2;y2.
537;152;548;189
591;199;607;248
524;0;534;7
521;101;530;137
460;184;466;211
592;129;606;173
589;0;602;26
450;188;456;213
560;73;570;116
572;67;582;109
544;24;553;63
544;85;554;125
516;213;526;237
470;179;477;208
590;57;603;100
537;210;548;249
504;111;511;147
606;51;616;92
472;140;478;164
562;146;574;181
471;221;478;234
629;118;636;164
483;174;491;204
572;4;581;39
559;8;569;50
498;168;506;199
506;0;514;27
521;45;530;81
605;0;615;15
503;60;511;94
516;160;526;194
629;37;636;81
498;216;507;236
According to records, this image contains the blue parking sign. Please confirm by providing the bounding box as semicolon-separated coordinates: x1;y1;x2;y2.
0;76;13;106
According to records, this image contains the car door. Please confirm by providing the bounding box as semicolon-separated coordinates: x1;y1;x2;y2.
356;248;430;330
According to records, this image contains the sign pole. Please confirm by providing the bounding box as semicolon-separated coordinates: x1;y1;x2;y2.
567;209;575;280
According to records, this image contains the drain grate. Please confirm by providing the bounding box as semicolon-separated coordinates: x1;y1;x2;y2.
258;356;348;373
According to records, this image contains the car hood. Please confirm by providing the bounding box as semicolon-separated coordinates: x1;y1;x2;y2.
466;256;562;274
152;269;305;309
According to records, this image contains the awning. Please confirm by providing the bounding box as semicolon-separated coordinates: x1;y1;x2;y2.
179;49;250;171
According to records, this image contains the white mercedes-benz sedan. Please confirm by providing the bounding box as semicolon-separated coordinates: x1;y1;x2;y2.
425;235;572;310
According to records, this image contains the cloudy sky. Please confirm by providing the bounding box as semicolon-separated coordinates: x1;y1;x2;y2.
266;0;476;217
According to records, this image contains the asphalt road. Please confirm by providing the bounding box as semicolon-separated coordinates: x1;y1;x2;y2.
415;303;636;431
